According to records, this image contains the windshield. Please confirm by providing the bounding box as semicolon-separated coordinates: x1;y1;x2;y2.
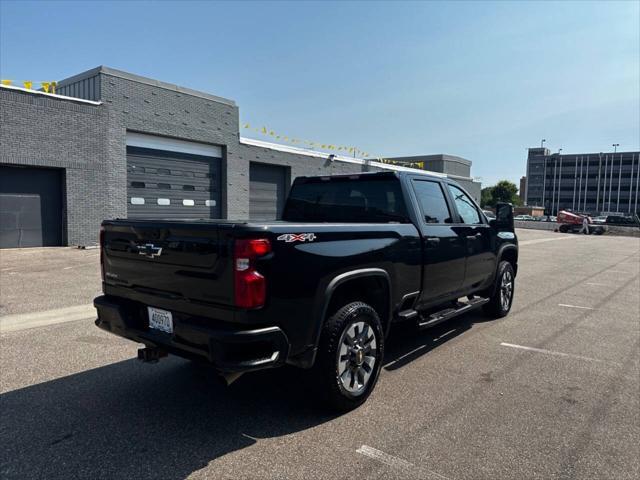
282;177;410;223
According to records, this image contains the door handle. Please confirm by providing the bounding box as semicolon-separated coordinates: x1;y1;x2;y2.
466;232;481;238
425;237;440;246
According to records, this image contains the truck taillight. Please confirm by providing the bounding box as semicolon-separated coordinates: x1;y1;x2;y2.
234;238;271;308
99;226;105;281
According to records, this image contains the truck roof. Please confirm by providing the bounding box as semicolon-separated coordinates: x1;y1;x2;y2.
294;170;447;183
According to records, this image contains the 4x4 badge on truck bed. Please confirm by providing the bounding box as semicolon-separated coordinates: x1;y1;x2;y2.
277;233;317;243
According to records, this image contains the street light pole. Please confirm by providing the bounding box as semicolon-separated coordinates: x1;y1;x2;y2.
541;139;546;148
613;143;619;154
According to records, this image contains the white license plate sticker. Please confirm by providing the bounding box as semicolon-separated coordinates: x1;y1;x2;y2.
148;307;173;334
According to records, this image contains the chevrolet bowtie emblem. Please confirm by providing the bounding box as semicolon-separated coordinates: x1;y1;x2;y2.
138;243;163;258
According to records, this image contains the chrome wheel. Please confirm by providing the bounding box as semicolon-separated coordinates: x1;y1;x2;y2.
337;320;377;396
500;270;513;311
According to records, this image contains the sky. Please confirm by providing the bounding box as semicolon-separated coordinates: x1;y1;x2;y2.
1;0;638;187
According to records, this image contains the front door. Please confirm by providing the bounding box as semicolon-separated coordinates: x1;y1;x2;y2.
445;183;496;289
411;179;467;309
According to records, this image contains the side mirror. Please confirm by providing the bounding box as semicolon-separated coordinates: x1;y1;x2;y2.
491;202;514;232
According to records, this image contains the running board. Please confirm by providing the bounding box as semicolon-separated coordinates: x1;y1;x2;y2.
397;309;419;321
417;297;489;330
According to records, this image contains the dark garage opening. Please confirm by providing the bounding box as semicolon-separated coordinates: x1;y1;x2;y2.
0;166;64;248
250;163;289;220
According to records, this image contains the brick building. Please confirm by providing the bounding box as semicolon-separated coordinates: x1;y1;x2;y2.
1;66;481;248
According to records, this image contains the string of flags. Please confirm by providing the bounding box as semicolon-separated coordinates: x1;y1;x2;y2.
241;123;425;170
1;79;58;93
243;122;372;158
0;80;428;171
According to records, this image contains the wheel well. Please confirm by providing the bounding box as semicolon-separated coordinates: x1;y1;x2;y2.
501;248;518;276
326;276;391;333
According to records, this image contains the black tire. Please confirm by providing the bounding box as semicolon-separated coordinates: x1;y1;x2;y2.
483;261;515;319
313;301;384;412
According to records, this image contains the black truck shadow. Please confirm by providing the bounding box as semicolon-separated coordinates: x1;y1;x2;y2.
383;311;489;371
0;312;486;480
0;359;336;480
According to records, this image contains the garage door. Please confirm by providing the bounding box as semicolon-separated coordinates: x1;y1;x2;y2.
249;163;289;220
0;166;64;248
127;147;222;219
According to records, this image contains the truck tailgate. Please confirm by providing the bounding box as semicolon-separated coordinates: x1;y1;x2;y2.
102;220;233;307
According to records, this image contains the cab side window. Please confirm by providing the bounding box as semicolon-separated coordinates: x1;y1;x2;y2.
447;184;481;224
412;180;453;224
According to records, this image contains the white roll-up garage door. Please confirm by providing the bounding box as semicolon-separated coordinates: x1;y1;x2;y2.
126;133;222;219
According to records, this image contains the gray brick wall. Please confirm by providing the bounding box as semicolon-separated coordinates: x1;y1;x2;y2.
1;67;483;247
0;88;124;246
95;71;379;219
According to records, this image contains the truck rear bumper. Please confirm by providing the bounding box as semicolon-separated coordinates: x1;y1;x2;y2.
94;295;289;372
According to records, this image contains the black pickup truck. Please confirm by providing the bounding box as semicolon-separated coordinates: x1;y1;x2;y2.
95;171;518;410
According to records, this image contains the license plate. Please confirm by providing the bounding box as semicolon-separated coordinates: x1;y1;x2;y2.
148;307;173;334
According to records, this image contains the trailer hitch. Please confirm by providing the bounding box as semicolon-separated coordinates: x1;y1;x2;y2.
137;347;168;363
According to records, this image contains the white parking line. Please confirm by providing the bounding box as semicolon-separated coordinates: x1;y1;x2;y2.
500;342;617;365
357;445;414;471
0;304;96;333
519;237;574;246
63;261;99;270
585;282;609;287
558;303;595;310
356;445;450;479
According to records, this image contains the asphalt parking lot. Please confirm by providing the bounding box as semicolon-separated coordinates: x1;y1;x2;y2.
1;229;639;480
0;247;101;316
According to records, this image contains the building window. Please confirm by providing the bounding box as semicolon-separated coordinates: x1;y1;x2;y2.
157;198;170;205
182;185;195;191
131;197;145;205
183;199;195;206
157;183;171;190
131;181;146;188
205;199;216;207
157;168;171;175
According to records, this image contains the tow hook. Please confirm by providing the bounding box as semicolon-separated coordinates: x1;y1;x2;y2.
137;347;168;363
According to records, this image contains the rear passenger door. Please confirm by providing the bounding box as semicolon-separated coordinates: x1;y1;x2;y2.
445;183;496;290
411;179;467;308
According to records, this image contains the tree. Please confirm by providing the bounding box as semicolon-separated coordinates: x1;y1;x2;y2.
491;180;521;206
480;186;494;208
481;180;521;207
